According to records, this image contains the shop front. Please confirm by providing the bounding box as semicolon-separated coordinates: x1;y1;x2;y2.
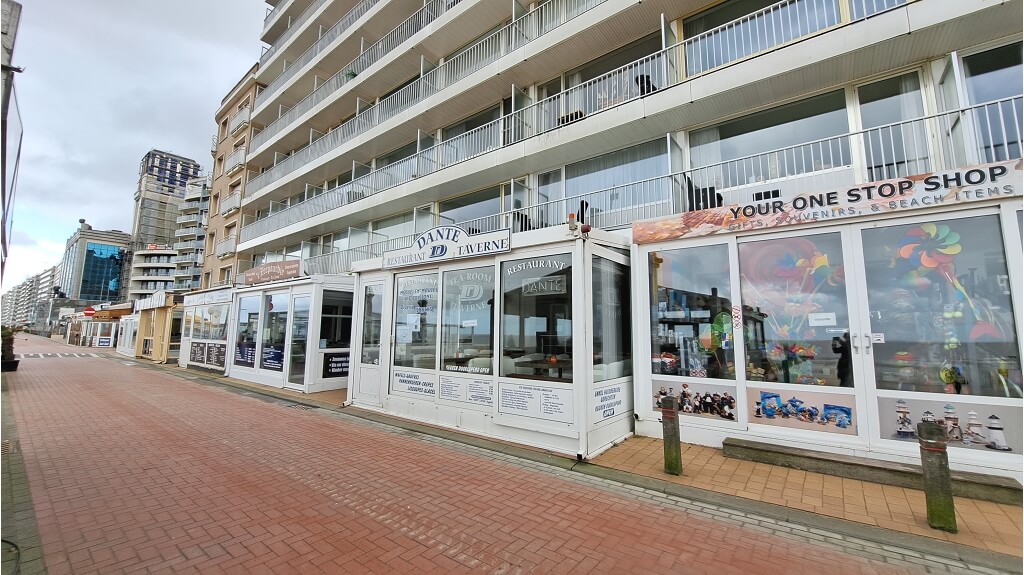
181;287;233;372
349;224;634;458
134;291;184;363
226;260;355;392
632;161;1023;479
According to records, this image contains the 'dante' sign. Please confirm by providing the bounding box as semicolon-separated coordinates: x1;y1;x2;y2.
383;226;511;269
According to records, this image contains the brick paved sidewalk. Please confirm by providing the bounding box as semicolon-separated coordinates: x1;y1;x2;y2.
3;334;1020;574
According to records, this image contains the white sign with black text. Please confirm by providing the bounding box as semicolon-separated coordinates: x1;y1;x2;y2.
439;375;494;407
498;382;574;424
391;370;437;397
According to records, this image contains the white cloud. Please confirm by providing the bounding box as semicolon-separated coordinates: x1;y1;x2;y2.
2;238;66;293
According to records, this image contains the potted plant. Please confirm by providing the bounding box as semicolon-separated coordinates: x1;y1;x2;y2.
344;69;358;80
1;326;19;372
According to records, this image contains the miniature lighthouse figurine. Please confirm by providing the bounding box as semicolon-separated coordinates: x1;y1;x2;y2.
944;404;963;442
895;399;914;438
965;410;986;446
986;415;1012;451
921;410;936;423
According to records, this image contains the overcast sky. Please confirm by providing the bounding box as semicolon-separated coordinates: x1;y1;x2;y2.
3;0;266;292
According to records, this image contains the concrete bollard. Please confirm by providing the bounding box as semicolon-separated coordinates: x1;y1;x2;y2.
660;395;682;476
917;421;957;533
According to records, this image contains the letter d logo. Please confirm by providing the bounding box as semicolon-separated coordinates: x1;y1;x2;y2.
429;245;447;258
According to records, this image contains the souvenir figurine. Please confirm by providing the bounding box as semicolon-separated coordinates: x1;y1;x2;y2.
921;410;935;423
964;410;986;446
762;401;777;419
943;404;963;442
986;415;1012;451
895;399;914;438
754;401;762;418
835;414;851;428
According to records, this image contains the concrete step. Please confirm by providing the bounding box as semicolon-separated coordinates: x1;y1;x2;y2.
722;437;1022;506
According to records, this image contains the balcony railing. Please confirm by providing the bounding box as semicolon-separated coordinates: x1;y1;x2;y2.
248;0;610;194
174;267;202;277
220;192;242;216
174;240;203;250
261;0;329;67
210;134;218;153
296;96;1022;274
256;0;381;108
173;254;203;264
178;199;209;212
251;0;469;151
215;236;238;258
174;227;203;238
225;147;247;176
229;107;251;136
176;213;202;224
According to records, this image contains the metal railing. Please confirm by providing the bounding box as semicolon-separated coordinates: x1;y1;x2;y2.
257;0;381;107
215;236;238;258
229;107;251;136
297;96;1022;274
210;134;218;153
174;240;203;250
261;0;331;66
174;227;203;238
220;192;242;216
248;0;609;193
176;213;202;224
173;254;202;263
178;200;209;212
174;267;202;277
225;147;247;176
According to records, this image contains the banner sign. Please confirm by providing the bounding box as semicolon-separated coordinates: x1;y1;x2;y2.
184;288;233;306
383;226;511;269
634;161;1021;244
243;260;301;285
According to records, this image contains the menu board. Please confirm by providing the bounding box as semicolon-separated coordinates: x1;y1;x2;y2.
322;352;350;378
234;343;256;368
498;382;573;424
190;342;208;363
438;376;493;407
261;345;285;371
206;344;227;368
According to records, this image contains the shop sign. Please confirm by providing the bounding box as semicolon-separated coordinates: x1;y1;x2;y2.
382;226;511;269
243;260;301;285
322;352;350;378
261;345;285;371
521;276;566;296
593;383;630;419
392;370;437;396
97;337;112;347
498;382;573;424
190;342;208;363
184;289;233;306
439;375;494;407
634;161;1021;244
206;344;227;368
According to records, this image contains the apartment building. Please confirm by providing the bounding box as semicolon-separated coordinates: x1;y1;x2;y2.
228;0;1021;476
202;64;259;290
60;219;130;302
171;175;210;292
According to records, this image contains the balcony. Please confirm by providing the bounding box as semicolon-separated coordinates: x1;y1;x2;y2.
173;280;201;291
174;240;203;251
174;227;203;238
210;134;218;154
174;267;202;278
220;192;242;216
178;199;209;212
299;95;1023;274
215;236;238;258
260;0;333;67
250;0;476;153
229;107;251;137
176;213;203;225
173;253;203;264
263;0;296;44
225;147;247;177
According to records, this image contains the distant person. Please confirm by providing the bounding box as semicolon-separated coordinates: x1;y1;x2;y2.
832;332;852;387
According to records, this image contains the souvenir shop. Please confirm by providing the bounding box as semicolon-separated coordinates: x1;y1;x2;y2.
225;260;356;393
348;225;635;459
180;287;233;371
631;161;1023;478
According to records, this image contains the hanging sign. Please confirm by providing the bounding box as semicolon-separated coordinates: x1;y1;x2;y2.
242;260;301;285
382;226;511;269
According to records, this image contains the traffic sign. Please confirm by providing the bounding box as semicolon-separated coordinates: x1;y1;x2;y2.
83;307;96;317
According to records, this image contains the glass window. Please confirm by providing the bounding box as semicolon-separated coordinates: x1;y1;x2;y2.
393;274;439;369
439;187;501;233
441;267;496;376
260;293;289;372
361;285;384;365
442;106;500;141
289;296;310;385
320;291;354;349
500;254;573;381
650;245;735;380
183;309;194;338
858;72;928;179
208;304;228;341
234;296;260;367
689;91;850;189
593;257;631;382
963;43;1023;163
738;233;852;386
372;212;415;241
862;215;1021;397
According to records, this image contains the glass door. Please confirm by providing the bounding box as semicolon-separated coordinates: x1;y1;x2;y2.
260;292;289;373
288;295;310;386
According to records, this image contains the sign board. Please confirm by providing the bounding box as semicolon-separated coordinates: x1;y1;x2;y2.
205;343;227;368
242;260;301;285
183;289;234;306
190;342;208;363
83;307;96;317
382;226;511;269
97;337;112;347
497;382;573;424
391;370;437;397
322;352;350;378
439;376;494;407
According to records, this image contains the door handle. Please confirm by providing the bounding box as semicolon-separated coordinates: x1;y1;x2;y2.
851;334;859;351
863;333;872;355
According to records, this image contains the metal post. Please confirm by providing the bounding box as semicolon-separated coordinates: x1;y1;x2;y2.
660;395;682;476
917;421;957;533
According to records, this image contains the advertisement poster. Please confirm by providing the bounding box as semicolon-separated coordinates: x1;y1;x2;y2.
234;342;256;368
322;352;350;378
498;382;573;424
877;397;1020;453
593;382;631;420
190;342;208;363
261;345;285;371
206;344;227;368
653;380;739;422
746;388;857;435
439;376;494;407
392;370;437;397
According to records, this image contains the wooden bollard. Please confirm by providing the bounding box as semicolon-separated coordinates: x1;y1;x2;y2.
661;395;682;476
917;421;957;533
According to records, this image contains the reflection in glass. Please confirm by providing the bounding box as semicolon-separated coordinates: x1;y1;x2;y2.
858;72;927;180
261;293;289;372
739;233;851;386
393;275;439;369
593;257;631;382
500;254;573;381
289;296;310;384
441;267;495;375
320;291;353;349
862;215;1021;397
650;245;735;380
234;296;260;368
361;285;384;365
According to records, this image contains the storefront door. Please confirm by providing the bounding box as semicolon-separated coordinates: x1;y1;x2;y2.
287;295;311;388
354;278;392;406
258;291;290;378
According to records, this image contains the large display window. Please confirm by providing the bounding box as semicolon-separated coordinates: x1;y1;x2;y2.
361;285;384;365
499;254;574;381
234;296;259;367
593;256;631;382
441;267;495;376
393;274;439;369
260;293;289;372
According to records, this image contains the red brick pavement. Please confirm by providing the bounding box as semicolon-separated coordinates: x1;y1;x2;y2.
6;336;925;574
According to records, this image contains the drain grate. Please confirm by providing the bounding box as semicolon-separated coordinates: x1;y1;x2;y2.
287;404;315;410
0;440;14;455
